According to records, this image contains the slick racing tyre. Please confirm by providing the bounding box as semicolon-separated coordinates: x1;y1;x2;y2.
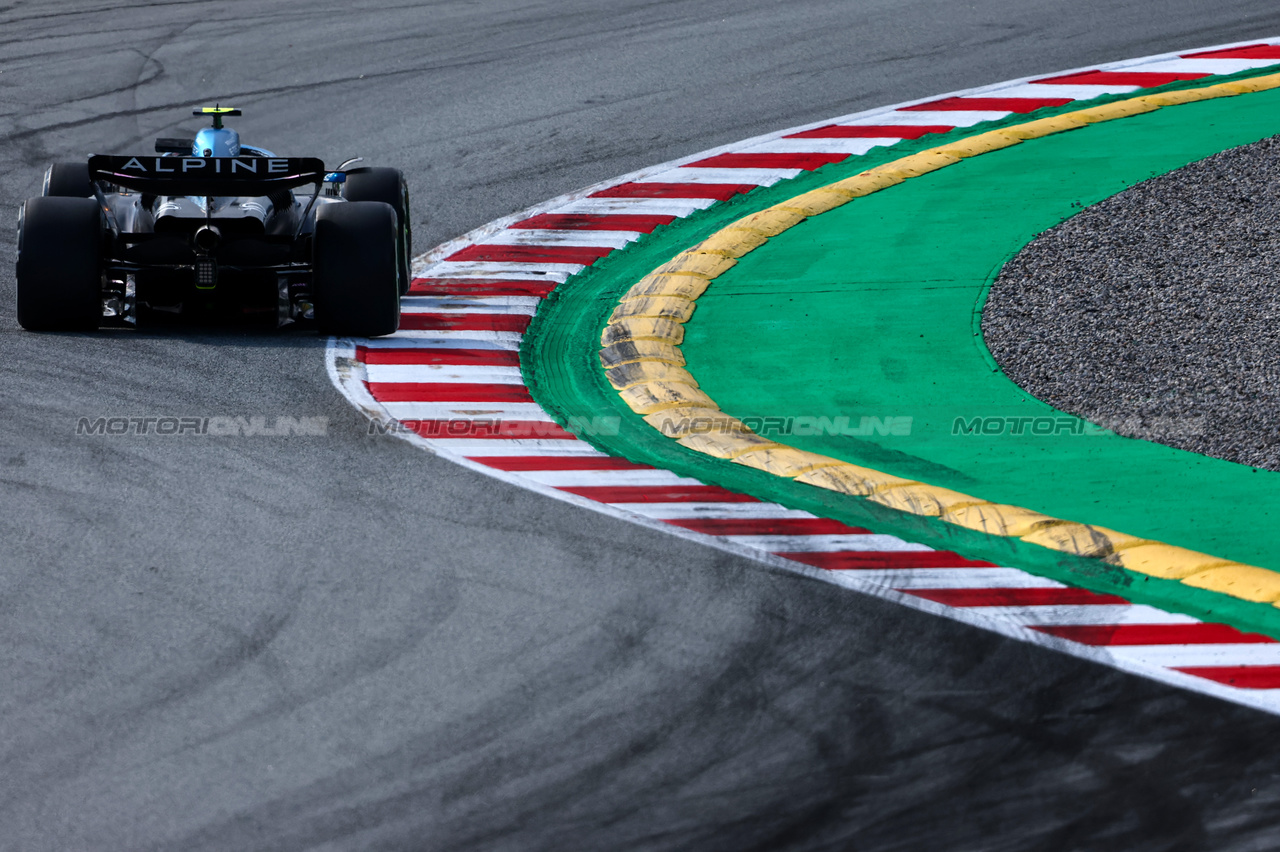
16;197;103;331
42;162;94;198
343;167;412;295
312;201;400;337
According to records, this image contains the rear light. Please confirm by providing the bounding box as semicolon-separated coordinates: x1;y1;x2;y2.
194;257;217;290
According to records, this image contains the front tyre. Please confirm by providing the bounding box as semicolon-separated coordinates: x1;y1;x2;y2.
312;201;400;337
16;197;103;331
343;167;412;295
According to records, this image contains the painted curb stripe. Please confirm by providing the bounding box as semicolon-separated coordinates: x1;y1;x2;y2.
446;244;615;264
907;588;1130;607
513;213;676;232
1034;69;1210;86
903;96;1075;112
786;124;953;139
1034;623;1275;645
559;485;760;503
326;38;1280;715
367;384;534;403
667;517;870;536
474;456;656;472
396;316;530;335
354;347;520;366
685;152;853;170
409;278;559;297
401;420;576;439
589;182;755;200
1188;44;1280;59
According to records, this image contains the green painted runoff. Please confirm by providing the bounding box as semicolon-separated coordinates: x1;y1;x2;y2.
680;90;1280;568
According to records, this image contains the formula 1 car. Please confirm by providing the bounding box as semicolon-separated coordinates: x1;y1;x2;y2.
16;107;410;336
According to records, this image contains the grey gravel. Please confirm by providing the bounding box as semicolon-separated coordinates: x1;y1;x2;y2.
984;135;1280;471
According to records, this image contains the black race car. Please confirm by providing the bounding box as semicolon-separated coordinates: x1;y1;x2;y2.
16;107;410;336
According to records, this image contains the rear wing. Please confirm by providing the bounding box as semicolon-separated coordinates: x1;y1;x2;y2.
87;155;326;196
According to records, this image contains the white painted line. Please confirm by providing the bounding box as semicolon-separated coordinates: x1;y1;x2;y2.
485;229;643;249
966;605;1200;626
726;533;934;553
828;567;1067;590
427;261;582;280
429;439;607;456
379;401;555;421
400;305;538;318
1107;643;1280;668
356;336;522;351
859;109;1011;126
551;197;718;216
517;469;707;487
613;502;819;519
737;137;897;156
645;166;798;185
998;82;1141;98
400;295;543;312
412;266;569;282
364;364;526;384
1135;57;1280;75
1199;686;1280;700
386;330;526;344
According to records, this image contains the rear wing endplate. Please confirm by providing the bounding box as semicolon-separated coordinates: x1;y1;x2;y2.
87;155;326;195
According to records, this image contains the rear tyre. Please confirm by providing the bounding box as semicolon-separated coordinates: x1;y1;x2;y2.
16;197;103;331
312;201;400;337
343;167;412;295
43;162;94;198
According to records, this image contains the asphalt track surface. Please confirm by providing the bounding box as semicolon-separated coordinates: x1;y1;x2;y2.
4;2;1280;850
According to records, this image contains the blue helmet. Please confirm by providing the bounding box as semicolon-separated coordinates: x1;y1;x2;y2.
193;125;240;158
192;107;242;157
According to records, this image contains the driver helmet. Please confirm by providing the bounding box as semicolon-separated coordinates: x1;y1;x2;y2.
193;125;240;158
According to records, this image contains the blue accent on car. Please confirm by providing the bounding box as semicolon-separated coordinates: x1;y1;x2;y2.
193;125;241;158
